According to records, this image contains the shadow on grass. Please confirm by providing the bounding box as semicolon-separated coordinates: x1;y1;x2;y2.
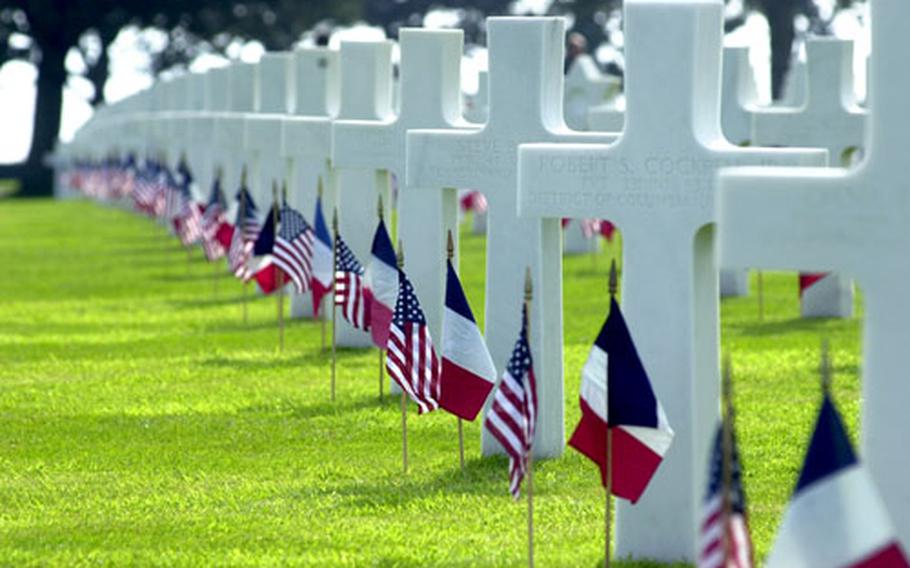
730;315;851;337
154;271;234;283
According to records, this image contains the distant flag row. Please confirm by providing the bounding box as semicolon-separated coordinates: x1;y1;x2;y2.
66;157;908;565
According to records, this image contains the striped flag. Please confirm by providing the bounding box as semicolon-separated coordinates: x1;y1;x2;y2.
385;268;441;414
484;304;537;499
766;392;910;568
172;160;203;246
273;204;314;294
334;235;369;330
365;218;398;349
698;422;753;568
568;297;674;503
310;196;333;316
227;189;260;280
201;177;228;261
250;202;283;294
439;259;497;420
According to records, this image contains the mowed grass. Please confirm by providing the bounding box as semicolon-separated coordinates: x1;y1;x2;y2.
0;199;861;566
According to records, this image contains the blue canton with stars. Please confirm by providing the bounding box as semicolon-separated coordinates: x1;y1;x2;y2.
335;235;364;275
507;306;533;381
278;205;310;240
392;271;427;326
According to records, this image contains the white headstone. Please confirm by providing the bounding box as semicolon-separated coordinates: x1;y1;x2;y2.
587;98;624;133
283;47;339;320
752;38;866;318
244;53;293;219
463;69;488;124
407;17;616;458
563;219;600;255
778;57;807;108
212;62;257;215
564;54;620;131
718;46;760;297
187;67;230;209
517;0;825;560
718;0;910;550
333;40;395;348
333;29;472;353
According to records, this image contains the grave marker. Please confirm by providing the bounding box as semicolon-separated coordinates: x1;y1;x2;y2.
718;0;910;550
333;40;395;348
752;38;866;318
564;54;619;131
333;29;474;349
517;0;825;560
407;17;617;458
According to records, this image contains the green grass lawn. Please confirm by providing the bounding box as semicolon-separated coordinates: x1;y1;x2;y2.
0;199;861;566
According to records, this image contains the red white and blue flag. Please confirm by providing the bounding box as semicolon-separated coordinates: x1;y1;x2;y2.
366;218;398;349
201;176;228;261
484;304;537;499
568;297;674;503
385;268;441;414
273;204;314;294
766;392;909;568
250;202;283;294
334;234;370;330
172;160;204;246
698;422;754;568
439;260;497;420
227;188;260;280
310;196;334;316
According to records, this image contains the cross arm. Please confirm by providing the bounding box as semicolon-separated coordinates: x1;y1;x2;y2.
718;166;862;274
281;117;332;161
332;119;399;170
406;128;486;189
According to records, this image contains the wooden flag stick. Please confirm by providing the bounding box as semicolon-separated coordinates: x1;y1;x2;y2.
605;259;618;568
273;181;285;352
757;270;765;322
397;240;409;474
447;230;465;472
240;168;249;325
524;266;535;568
331;207;339;402
318;178;328;352
213;165;223;299
720;355;734;565
378;194;386;401
820;338;832;394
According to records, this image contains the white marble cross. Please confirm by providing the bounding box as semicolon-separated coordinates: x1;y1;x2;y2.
244;52;293;218
463;69;488;124
187;67;230;213
564;53;620;131
517;0;825;561
212;62;258;214
718;0;910;550
282;47;339;320
333;40;395;348
718;46;760;297
408;17;616;458
752;38;866;318
333;29;473;349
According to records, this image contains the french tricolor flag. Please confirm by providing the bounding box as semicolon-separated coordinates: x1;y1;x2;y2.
310;195;333;317
250;202;283;294
766;392;909;568
439;260;497;421
366;219;398;349
568;297;674;503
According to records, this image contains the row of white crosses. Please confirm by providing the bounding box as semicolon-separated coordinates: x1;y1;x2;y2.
59;0;909;560
719;0;910;551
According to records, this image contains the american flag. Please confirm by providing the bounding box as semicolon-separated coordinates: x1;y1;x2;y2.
273;204;314;294
201;177;227;261
698;421;753;568
132;160;160;215
385;268;441;414
484;304;537;499
173;160;204;245
228;189;260;280
334;235;369;330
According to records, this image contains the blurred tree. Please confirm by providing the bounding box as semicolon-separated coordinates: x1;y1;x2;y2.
0;0;361;196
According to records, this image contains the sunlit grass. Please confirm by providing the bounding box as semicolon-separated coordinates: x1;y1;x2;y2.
0;200;861;565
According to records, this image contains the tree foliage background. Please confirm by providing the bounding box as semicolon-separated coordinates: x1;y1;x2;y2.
1;0;861;196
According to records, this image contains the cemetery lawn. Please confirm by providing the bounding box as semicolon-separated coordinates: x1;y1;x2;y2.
0;199;861;566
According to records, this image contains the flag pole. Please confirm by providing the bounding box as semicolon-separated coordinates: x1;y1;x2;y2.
397;240;408;475
331;207;339;403
240;171;249;325
182;153;192;273
447;230;465;472
275;180;286;352
605;259;618;568
212;165;224;299
524;266;535;568
378;195;386;401
720;355;734;565
820;338;832;394
318;178;327;352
